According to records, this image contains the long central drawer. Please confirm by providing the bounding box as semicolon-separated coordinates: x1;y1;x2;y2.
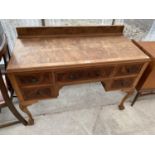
56;66;114;83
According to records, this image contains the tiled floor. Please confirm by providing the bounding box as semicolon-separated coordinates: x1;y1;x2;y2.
0;83;155;135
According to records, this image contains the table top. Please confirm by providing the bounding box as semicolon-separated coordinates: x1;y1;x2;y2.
7;26;149;73
134;41;155;59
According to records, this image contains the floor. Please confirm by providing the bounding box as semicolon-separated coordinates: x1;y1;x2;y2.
0;82;155;135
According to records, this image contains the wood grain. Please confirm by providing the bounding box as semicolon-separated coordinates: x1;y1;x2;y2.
7;35;149;73
16;25;124;38
133;41;155;90
6;26;151;124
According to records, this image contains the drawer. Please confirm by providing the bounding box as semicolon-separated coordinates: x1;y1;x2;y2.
57;66;114;83
16;73;51;86
110;77;135;90
21;87;52;100
116;63;143;76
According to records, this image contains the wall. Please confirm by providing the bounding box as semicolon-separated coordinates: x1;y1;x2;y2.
0;19;124;51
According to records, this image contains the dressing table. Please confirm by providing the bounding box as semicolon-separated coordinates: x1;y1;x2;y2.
7;26;150;125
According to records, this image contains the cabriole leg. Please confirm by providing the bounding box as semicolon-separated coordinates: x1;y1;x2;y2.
118;90;134;110
19;104;34;125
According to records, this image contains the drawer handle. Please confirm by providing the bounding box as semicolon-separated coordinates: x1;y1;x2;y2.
95;71;100;76
31;78;38;83
36;90;42;95
126;67;133;73
121;81;124;86
69;74;76;80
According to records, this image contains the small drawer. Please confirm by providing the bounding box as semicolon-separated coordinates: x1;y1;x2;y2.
116;63;143;76
16;73;51;86
111;77;135;90
57;66;114;83
21;87;52;100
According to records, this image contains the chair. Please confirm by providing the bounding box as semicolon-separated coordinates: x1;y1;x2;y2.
0;33;27;128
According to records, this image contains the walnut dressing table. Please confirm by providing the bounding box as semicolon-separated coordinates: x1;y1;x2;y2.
7;26;150;125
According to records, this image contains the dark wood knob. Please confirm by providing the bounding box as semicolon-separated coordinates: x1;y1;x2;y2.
31;78;38;83
69;74;76;80
120;80;124;86
95;71;100;76
37;90;42;95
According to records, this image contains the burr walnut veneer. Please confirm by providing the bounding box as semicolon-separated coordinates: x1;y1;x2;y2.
7;26;150;125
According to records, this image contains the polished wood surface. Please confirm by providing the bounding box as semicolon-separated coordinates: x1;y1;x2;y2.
7;27;149;73
7;26;150;125
16;25;124;38
134;42;155;59
131;41;155;106
133;41;155;90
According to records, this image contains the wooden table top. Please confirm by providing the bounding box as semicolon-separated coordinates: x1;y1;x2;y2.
133;41;155;59
7;26;149;72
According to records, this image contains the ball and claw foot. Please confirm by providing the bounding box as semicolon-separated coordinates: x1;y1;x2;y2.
118;105;125;110
19;104;34;125
28;118;34;125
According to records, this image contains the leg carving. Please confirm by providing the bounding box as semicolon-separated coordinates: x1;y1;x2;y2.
118;90;134;110
19;104;34;125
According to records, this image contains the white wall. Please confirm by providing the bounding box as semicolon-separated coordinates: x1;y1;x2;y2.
0;19;124;52
144;21;155;41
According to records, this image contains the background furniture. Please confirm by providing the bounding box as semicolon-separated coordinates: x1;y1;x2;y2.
0;33;27;128
7;26;150;125
131;41;155;106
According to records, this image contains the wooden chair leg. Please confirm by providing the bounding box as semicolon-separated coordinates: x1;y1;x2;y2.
0;73;28;126
6;102;28;126
0;120;20;129
131;92;141;106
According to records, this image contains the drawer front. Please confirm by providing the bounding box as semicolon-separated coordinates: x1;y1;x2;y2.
57;66;114;83
116;63;143;76
111;77;135;90
16;73;51;86
21;87;52;100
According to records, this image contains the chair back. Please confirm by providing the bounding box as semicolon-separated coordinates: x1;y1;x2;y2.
0;33;11;69
0;33;13;95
